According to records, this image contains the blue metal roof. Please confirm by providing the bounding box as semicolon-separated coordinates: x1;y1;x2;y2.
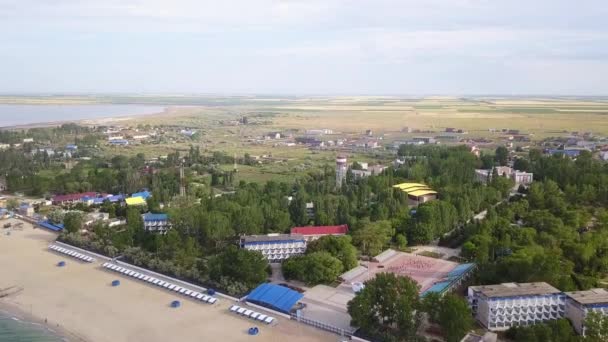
38;221;64;232
421;281;451;297
131;191;151;199
143;213;169;221
246;283;303;314
421;263;476;297
446;263;475;278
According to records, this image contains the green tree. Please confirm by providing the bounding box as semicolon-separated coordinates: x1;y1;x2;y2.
348;273;421;340
421;292;442;323
438;294;474;342
47;209;65;224
395;234;408;250
306;235;358;270
63;211;84;233
283;251;343;285
352;219;393;256
495;146;509;166
208;246;267;290
584;311;608;341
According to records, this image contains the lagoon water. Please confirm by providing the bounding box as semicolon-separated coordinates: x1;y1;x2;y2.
0;312;63;342
0;104;165;128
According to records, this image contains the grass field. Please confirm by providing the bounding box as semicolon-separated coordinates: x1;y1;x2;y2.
5;95;608;183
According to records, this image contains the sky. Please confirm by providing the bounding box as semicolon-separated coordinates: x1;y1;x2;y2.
1;0;607;95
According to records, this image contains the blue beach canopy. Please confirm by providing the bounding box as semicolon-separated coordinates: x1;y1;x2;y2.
171;300;181;308
246;283;303;314
112;280;121;287
57;261;66;267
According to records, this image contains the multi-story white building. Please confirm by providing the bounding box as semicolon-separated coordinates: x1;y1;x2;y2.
240;234;306;263
142;213;172;234
564;288;608;335
468;282;566;331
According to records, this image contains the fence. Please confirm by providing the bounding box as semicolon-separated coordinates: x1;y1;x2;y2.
290;313;355;338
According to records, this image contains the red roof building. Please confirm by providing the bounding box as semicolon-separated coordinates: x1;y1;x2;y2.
290;224;349;241
52;192;99;205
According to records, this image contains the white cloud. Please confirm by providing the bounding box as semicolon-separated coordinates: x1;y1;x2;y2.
0;0;607;94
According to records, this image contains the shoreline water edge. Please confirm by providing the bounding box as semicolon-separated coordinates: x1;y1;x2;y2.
0;302;77;342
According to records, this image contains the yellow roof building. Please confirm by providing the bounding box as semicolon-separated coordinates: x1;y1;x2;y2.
393;182;437;197
125;197;147;206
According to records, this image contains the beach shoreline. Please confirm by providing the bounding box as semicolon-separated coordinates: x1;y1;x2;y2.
0;301;84;342
0;219;336;342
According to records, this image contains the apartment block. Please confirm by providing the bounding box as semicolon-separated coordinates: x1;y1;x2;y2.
468;282;566;331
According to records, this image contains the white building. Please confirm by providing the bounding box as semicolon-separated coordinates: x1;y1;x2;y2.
564;288;608;335
475;166;533;186
142;213;172;234
468;282;566;331
351;164;388;180
305;129;333;135
240;234;306;263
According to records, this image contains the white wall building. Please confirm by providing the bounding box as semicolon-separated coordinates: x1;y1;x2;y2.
142;213;172;234
240;234;306;263
475;166;533;186
564;288;608;335
468;282;566;331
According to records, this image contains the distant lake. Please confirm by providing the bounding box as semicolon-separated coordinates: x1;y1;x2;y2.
0;104;166;128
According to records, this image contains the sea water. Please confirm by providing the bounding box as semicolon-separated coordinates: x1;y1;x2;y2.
0;312;63;342
0;104;165;128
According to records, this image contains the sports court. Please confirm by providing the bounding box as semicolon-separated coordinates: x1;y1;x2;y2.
340;249;473;294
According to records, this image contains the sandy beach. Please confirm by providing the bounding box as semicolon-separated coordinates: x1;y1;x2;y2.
0;220;338;342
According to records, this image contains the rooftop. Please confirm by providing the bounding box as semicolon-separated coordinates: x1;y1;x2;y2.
470;282;561;298
564;288;608;305
291;224;348;236
143;213;169;221
242;234;305;244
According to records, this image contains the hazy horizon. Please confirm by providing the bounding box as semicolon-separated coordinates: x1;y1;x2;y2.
2;1;607;95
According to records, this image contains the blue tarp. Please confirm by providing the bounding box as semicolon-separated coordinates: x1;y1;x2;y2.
246;283;303;314
38;221;64;232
